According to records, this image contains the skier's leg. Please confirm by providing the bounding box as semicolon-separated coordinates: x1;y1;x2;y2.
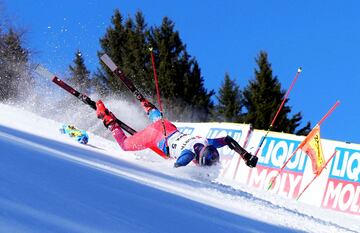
109;118;178;151
140;98;156;114
110;120;176;151
109;124;152;151
96;100;174;151
96;100;149;151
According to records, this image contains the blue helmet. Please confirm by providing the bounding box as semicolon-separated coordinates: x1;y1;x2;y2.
77;134;89;144
199;145;220;166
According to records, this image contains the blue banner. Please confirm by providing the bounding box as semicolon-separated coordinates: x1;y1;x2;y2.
258;136;308;173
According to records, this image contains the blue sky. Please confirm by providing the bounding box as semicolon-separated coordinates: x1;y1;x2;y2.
3;0;360;143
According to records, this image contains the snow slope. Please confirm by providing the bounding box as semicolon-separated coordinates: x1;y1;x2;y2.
0;103;358;233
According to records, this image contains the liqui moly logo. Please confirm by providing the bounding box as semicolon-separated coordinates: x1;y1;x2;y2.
322;147;360;215
258;136;308;173
206;128;243;157
248;166;302;198
246;137;307;198
330;147;360;182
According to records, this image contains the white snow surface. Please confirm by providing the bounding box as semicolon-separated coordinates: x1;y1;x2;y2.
0;103;358;233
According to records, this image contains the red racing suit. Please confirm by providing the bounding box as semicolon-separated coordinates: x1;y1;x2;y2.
108;109;229;167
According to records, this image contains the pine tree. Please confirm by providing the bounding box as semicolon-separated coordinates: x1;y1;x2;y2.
182;58;214;121
68;50;91;94
122;11;153;94
96;9;128;95
96;9;214;121
148;17;185;100
215;73;242;122
242;51;310;135
0;28;31;102
96;9;154;98
148;17;214;121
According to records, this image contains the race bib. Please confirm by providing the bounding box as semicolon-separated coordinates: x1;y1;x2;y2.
167;131;207;158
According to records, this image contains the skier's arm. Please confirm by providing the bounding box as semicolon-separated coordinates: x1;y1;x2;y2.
207;136;246;151
207;137;230;148
208;135;258;168
173;149;195;168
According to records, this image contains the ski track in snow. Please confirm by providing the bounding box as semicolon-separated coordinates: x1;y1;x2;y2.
0;103;358;233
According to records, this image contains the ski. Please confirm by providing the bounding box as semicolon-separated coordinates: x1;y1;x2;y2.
100;54;171;158
34;65;168;159
100;54;154;108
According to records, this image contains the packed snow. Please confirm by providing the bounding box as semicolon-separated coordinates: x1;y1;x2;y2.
0;103;358;233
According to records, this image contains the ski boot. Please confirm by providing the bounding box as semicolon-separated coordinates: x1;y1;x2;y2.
96;100;117;128
140;97;157;114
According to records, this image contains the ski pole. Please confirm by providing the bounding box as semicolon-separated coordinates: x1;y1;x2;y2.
254;67;302;157
149;47;170;156
149;48;164;114
296;150;337;200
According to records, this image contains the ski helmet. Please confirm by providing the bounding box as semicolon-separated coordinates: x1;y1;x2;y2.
199;145;220;166
77;134;89;144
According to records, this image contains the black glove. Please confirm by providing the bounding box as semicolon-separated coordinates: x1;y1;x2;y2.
246;155;258;168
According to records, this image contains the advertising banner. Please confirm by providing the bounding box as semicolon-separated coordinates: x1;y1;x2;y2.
175;122;360;216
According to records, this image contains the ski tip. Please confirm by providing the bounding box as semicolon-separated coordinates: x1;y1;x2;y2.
34;64;56;79
100;54;117;72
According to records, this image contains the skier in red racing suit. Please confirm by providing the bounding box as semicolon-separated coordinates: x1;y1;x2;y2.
96;98;258;168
